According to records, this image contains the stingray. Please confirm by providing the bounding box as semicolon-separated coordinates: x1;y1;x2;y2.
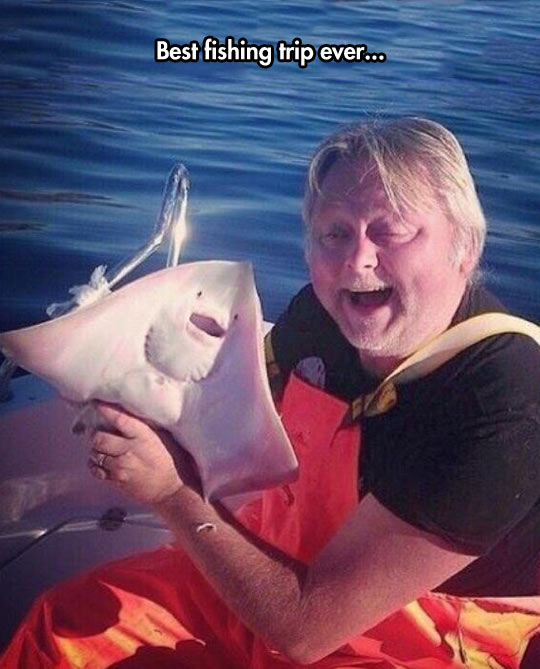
0;260;298;501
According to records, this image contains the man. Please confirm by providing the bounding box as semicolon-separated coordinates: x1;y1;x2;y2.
3;117;540;667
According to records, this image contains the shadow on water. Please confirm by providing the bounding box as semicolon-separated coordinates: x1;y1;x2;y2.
0;189;132;208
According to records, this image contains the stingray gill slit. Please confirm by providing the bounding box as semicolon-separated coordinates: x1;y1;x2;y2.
189;313;226;338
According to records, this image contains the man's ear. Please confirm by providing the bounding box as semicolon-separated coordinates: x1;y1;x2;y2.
304;232;313;266
457;241;477;279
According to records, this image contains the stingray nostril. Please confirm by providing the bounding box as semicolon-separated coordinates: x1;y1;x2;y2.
189;313;225;338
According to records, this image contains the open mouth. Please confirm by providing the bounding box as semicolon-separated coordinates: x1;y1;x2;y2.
189;313;226;338
346;287;393;308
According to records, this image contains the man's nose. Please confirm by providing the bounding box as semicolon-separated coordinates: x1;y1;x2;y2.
346;234;379;270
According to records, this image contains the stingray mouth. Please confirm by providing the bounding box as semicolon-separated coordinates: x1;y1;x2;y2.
345;286;393;308
188;313;227;338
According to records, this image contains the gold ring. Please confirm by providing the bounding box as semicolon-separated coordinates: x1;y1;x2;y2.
95;452;108;468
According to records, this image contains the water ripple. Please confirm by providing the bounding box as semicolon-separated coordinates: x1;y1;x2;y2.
1;0;539;329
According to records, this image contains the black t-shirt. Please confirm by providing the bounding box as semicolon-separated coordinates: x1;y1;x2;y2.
271;284;540;597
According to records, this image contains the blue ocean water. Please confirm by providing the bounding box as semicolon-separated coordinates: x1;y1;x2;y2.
1;0;539;334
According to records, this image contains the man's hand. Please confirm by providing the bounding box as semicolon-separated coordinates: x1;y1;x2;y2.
88;402;188;505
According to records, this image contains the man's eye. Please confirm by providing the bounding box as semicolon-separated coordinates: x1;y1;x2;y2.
320;228;350;244
371;223;414;242
378;229;402;238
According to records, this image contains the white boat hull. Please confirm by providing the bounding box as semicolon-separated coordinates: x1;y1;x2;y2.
0;374;171;648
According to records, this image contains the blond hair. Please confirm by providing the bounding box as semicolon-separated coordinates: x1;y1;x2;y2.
304;117;486;267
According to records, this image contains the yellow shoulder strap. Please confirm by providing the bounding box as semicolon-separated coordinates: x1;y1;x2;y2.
354;313;540;419
386;313;539;386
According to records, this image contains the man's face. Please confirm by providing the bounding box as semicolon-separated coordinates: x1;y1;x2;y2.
306;159;471;374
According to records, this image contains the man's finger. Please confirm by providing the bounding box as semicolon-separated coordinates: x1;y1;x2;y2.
88;458;108;480
88;450;131;484
92;431;131;457
94;402;149;439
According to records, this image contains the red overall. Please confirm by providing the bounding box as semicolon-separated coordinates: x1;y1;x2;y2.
2;372;540;668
